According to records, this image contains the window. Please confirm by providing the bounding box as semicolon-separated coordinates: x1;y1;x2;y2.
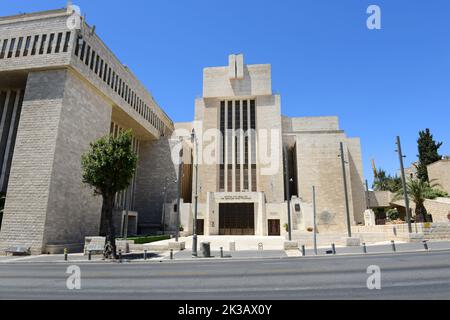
99;59;103;78
94;55;100;74
79;40;86;60
23;36;31;56
39;34;47;55
0;39;7;59
106;65;110;84
31;36;38;56
15;37;23;57
85;45;90;65
63;31;71;52
90;50;95;70
47;33;55;54
8;38;16;58
55;33;62;53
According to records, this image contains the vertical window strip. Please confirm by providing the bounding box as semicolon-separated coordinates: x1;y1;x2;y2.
63;31;71;52
15;37;23;57
23;36;31;56
47;33;55;54
55;32;62;53
8;38;16;58
39;34;47;55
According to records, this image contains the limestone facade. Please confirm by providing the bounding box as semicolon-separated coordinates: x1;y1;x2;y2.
169;54;367;236
0;8;174;253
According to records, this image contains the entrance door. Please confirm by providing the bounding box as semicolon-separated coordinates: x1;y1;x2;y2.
219;203;255;235
196;219;204;235
268;219;280;236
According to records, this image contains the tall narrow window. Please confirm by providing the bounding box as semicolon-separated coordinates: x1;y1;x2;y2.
8;38;16;58
15;37;23;57
79;40;86;60
38;34;47;55
31;36;38;56
55;33;63;53
23;36;31;56
90;50;95;70
0;39;7;59
85;45;90;65
94;54;100;74
219;101;225;191
47;33;55;54
63;31;71;52
99;59;104;78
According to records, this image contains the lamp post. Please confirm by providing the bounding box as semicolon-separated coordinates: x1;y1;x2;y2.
396;136;413;234
339;142;352;238
191;129;199;257
175;138;183;242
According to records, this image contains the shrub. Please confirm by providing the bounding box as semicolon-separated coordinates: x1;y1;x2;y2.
386;208;399;221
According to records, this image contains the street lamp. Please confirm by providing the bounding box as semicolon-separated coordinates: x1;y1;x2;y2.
396;136;413;234
191;129;199;257
339;142;352;238
175;137;184;242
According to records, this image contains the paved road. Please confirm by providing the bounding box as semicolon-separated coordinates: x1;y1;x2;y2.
1;250;449;300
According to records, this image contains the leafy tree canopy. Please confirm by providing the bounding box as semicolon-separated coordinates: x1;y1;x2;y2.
416;128;442;182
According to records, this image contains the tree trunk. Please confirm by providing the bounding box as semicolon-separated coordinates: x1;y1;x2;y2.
101;193;117;259
415;203;428;223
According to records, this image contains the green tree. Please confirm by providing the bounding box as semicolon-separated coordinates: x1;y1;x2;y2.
416;128;442;182
372;168;402;193
81;130;138;258
393;178;443;222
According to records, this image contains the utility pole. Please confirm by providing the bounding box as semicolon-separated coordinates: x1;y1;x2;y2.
123;187;130;240
161;177;169;234
339;142;352;238
283;145;292;241
312;186;317;255
396;136;413;234
175;139;183;242
191;129;199;257
365;179;370;209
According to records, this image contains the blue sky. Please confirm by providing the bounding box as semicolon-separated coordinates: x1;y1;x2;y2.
2;0;449;186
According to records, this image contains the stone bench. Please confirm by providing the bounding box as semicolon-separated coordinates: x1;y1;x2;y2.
5;246;31;256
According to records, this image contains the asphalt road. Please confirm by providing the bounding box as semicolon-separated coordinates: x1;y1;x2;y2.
0;251;449;300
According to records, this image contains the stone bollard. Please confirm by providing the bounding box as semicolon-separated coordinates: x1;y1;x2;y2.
229;241;236;252
258;243;264;251
88;250;92;261
391;240;396;252
331;243;336;255
170;249;174;260
220;247;224;258
362;243;367;254
301;245;306;257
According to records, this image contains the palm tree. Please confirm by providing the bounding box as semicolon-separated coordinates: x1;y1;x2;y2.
393;178;441;222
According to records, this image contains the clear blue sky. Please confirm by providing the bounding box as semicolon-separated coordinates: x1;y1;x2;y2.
2;0;450;186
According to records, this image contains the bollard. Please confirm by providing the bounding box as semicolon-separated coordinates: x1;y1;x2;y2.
331;243;336;255
362;243;367;254
170;249;174;260
64;248;68;261
144;250;148;260
301;245;306;257
423;241;429;251
88;250;92;261
220;247;224;258
391;240;396;252
118;249;122;263
258;243;264;251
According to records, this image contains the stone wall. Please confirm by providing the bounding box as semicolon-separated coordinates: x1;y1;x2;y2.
0;69;111;254
428;160;450;195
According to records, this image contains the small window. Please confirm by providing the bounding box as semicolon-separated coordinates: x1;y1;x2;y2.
0;39;7;59
8;38;16;58
47;33;55;54
31;35;38;56
85;45;90;65
39;34;47;55
23;36;31;56
79;40;86;60
54;33;63;53
94;54;99;74
90;50;95;70
63;31;71;52
15;37;23;57
105;65;110;83
99;59;103;78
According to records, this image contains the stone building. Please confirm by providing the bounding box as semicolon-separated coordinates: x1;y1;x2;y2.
0;7;174;254
166;54;367;237
428;159;450;195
